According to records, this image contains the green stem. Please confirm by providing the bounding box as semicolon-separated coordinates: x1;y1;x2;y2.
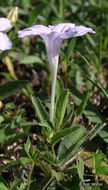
50;66;58;123
51;144;56;157
27;162;34;190
42;176;54;190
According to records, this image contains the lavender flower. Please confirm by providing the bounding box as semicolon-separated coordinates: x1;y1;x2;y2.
0;18;12;50
18;23;95;122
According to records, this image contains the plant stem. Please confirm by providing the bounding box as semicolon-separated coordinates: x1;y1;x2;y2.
50;65;57;123
51;144;56;157
27;162;34;190
42;176;54;190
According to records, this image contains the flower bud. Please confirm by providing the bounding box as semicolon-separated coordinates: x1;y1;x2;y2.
7;7;18;26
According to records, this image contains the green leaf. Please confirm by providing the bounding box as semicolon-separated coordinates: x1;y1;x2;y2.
76;91;89;116
57;126;86;161
56;77;64;103
24;138;38;163
93;150;108;175
77;160;84;182
19;121;38;127
31;96;54;141
69;84;104;123
20;157;31;165
50;126;80;145
60;106;74;129
98;124;108;143
0;122;29;144
59;123;104;165
40;120;54;142
66;38;77;58
40;120;54;130
0;118;27;143
31;96;49;122
29;146;39;163
51;170;64;181
55;89;69;129
29;3;48;26
0;183;8;190
76;71;85;87
0;116;4;124
62;54;108;99
59;0;65;20
0;175;9;190
0;124;12;143
19;182;27;190
0;80;28;99
42;151;57;165
22;0;31;9
0;160;20;172
20;55;43;64
1;72;13;80
9;51;25;59
86;33;96;48
10;178;22;190
5;102;15;110
26;84;34;95
24;138;31;157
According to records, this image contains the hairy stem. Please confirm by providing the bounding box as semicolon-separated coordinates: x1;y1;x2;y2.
27;162;34;190
50;66;57;123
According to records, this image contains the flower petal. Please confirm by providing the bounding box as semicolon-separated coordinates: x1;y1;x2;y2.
0;18;12;32
48;23;75;33
0;32;12;50
18;25;51;38
59;25;95;39
18;30;35;38
72;26;96;37
30;25;51;34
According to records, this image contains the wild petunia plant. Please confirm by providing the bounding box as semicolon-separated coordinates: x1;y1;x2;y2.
0;2;108;189
18;23;95;123
17;25;97;189
1;17;107;190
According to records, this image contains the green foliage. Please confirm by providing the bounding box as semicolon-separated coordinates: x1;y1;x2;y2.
0;116;4;124
0;80;28;99
76;91;90;116
50;125;80;145
69;83;104;123
10;178;22;190
41;151;57;165
31;96;49;122
24;138;39;163
5;102;15;110
55;89;69;129
58;125;87;164
0;0;108;189
0;160;20;173
56;77;64;103
93;150;108;175
0;175;9;190
77;160;84;182
29;2;48;26
20;55;43;65
51;169;64;181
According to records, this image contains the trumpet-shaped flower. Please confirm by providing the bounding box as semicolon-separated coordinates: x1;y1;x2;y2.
0;18;12;50
18;23;95;122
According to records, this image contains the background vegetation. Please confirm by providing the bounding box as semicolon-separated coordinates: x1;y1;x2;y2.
0;0;108;189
